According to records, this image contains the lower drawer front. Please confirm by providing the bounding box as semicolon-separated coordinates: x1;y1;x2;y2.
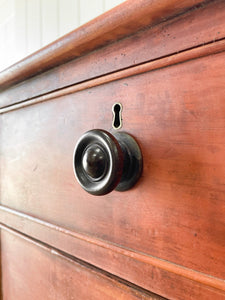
1;228;161;300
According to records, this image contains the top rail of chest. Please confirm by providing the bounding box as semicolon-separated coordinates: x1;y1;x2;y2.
1;0;225;109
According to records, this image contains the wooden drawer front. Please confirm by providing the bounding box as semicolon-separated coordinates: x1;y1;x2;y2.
1;50;225;299
1;227;161;300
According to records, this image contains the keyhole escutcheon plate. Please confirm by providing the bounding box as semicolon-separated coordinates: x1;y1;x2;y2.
112;103;122;130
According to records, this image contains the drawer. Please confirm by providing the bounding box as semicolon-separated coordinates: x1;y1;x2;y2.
1;49;225;299
1;227;161;300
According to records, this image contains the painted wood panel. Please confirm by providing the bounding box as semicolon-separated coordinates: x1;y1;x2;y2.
58;0;79;36
14;0;27;62
80;0;104;25
0;0;14;24
1;0;224;107
0;0;125;71
41;0;59;46
0;0;15;70
105;0;124;10
27;0;42;53
1;0;224;108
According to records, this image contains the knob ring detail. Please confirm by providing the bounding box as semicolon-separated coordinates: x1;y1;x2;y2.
73;129;123;195
73;129;142;195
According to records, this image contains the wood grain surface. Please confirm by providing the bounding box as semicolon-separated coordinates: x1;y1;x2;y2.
1;0;225;108
0;0;206;90
1;1;225;299
1;38;225;114
1;227;164;300
1;207;225;300
1;50;225;299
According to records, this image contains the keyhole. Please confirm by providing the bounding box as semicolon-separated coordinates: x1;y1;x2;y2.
112;103;122;129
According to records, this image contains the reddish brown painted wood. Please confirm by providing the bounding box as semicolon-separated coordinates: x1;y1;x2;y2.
1;228;163;300
0;0;205;90
1;207;225;300
1;0;225;108
1;51;225;299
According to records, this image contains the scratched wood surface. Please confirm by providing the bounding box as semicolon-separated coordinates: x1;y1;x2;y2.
1;49;225;299
1;206;225;300
1;0;225;108
1;228;164;300
1;1;225;299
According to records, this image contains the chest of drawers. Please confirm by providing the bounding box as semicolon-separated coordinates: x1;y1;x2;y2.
0;0;225;299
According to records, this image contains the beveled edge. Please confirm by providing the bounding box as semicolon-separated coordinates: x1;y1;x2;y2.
1;37;225;114
0;0;206;90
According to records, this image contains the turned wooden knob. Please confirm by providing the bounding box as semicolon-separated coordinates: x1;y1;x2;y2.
73;129;142;196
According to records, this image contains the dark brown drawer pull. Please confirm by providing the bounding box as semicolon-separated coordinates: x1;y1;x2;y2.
73;129;142;195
